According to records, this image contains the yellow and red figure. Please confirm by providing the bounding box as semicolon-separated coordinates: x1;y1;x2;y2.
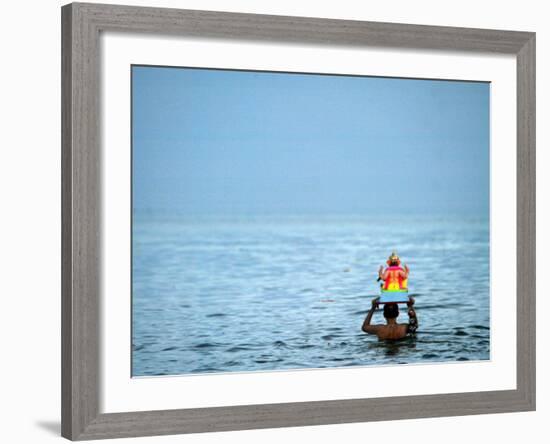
379;252;409;292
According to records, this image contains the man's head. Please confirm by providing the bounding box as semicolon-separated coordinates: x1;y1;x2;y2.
387;251;401;266
383;303;399;320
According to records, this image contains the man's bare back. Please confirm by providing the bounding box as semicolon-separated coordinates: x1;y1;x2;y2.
364;322;410;340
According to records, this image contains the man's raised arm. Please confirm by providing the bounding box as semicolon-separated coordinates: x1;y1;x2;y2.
362;298;380;334
407;297;418;333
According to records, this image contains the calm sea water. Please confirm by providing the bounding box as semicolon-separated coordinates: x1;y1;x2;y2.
132;214;490;377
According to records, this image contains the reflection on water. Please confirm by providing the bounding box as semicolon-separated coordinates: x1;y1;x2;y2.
132;214;490;376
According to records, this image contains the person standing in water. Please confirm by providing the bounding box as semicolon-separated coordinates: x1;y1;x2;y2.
362;298;418;340
378;251;409;291
362;251;417;340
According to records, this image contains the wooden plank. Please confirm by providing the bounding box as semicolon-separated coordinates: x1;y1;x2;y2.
78;2;531;53
61;3;101;440
516;34;536;409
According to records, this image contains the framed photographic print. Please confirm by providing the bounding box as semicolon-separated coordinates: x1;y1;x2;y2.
61;2;535;440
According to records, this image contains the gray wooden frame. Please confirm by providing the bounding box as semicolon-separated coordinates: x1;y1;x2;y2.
61;2;536;440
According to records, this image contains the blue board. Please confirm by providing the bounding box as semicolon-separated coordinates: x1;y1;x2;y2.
379;291;410;304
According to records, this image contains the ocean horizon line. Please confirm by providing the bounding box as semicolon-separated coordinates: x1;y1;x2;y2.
132;210;490;223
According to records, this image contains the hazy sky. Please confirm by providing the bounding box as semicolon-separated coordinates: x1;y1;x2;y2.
132;66;489;216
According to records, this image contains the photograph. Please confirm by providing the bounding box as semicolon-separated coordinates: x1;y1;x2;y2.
131;65;490;377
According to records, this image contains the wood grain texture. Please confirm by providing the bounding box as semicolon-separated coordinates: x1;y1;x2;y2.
76;2;532;53
76;390;532;440
61;4;73;438
62;3;101;440
61;2;536;440
516;35;536;409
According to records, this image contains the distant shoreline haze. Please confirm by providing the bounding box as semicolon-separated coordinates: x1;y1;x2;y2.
132;210;490;225
132;67;489;218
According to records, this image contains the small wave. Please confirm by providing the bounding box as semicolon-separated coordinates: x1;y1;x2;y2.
226;346;251;352
421;353;439;359
193;342;218;349
206;313;227;318
420;303;464;310
322;334;337;341
472;324;490;330
161;346;178;351
413;330;442;335
191;367;221;373
342;362;360;366
350;294;373;299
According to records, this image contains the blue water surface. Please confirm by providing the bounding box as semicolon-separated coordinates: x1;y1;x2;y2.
132;214;490;376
